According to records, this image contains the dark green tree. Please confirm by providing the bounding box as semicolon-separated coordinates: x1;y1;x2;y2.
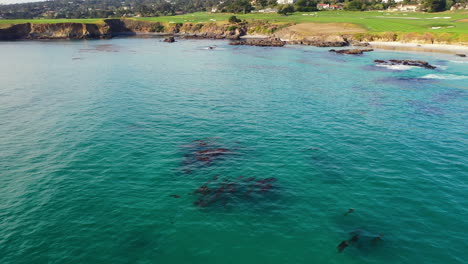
226;0;253;13
228;15;241;23
424;0;447;12
277;4;295;15
295;0;318;11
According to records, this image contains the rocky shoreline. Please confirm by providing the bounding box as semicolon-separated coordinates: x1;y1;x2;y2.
230;38;285;47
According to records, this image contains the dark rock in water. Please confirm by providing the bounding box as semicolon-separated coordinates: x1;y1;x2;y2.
455;54;466;57
230;38;285;47
170;194;181;198
329;49;373;55
164;36;175;43
337;241;349;253
374;59;436;69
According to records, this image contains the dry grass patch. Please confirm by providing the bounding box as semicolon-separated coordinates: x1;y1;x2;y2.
286;22;367;35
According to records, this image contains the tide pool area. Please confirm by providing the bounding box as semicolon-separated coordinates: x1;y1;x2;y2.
0;38;467;264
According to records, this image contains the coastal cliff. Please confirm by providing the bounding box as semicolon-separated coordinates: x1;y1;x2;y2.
0;22;111;40
0;19;349;47
1;19;466;48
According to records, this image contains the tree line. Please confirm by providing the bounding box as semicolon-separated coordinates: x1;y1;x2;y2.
0;0;465;19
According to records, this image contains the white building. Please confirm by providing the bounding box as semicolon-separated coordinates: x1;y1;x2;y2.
257;8;278;13
277;0;296;4
388;4;420;12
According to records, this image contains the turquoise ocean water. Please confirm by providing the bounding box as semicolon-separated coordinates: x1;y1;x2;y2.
0;38;467;264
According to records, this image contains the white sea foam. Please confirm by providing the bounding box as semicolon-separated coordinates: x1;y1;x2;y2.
376;64;413;70
421;74;468;80
450;60;468;64
433;65;448;70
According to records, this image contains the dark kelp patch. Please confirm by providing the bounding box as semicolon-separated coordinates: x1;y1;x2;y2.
407;100;444;116
193;175;278;208
180;139;233;172
432;89;466;103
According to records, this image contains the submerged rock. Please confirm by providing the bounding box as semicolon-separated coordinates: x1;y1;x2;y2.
329;48;373;55
374;59;436;69
230;38;285;47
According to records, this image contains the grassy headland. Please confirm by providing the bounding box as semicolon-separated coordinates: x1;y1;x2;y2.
1;10;467;43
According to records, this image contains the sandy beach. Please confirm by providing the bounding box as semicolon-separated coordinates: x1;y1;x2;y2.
369;41;468;55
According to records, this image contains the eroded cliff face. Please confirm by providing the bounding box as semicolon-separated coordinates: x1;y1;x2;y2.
0;19;349;46
0;22;111;40
179;22;246;40
29;23;111;39
104;19;246;39
0;23;31;40
0;19;248;41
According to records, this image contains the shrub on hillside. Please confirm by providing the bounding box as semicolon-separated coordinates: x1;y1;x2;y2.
229;15;242;24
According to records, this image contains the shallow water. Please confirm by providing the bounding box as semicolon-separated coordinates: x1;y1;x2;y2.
0;38;467;264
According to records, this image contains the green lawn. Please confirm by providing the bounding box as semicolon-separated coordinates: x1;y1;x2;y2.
135;11;468;34
1;11;467;34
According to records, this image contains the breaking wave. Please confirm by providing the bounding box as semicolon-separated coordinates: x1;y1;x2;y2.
421;74;468;80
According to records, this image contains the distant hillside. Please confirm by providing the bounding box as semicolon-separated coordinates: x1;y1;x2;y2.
1;0;467;19
0;0;225;19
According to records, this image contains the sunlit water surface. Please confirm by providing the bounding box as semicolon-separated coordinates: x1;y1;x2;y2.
0;38;467;264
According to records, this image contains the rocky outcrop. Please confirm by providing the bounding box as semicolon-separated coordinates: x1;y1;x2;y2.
374;60;437;69
329;48;373;55
299;35;349;47
102;19;134;35
283;36;349;47
455;54;466;57
230;38;285;47
180;23;246;40
273;25;350;47
164;36;175;43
